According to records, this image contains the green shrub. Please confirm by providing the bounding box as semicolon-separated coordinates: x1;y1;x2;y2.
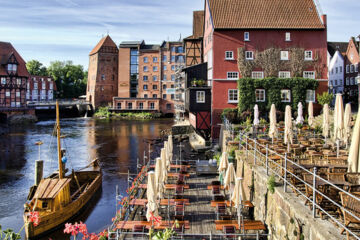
317;92;334;106
267;175;276;194
221;108;240;123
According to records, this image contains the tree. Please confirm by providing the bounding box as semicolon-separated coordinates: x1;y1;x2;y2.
47;61;87;99
26;60;48;76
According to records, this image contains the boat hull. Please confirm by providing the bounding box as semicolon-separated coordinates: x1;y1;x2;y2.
24;171;102;239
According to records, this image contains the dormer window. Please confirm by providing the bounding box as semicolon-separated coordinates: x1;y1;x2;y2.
7;64;17;72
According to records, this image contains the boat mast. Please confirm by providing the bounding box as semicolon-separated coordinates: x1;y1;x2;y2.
56;100;63;179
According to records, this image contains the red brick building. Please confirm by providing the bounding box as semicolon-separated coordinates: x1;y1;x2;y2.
344;37;360;105
27;76;56;102
113;40;184;115
204;0;328;138
0;42;29;112
86;35;118;108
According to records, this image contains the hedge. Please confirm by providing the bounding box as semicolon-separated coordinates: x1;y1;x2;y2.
237;77;318;114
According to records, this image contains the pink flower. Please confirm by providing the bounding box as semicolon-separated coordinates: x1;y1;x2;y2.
77;221;88;235
149;211;162;226
64;223;78;236
28;211;40;226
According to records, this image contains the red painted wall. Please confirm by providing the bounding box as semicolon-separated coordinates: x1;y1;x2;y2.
210;28;328;138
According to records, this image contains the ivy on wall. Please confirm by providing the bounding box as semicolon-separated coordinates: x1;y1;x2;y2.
237;47;322;78
237;77;318;114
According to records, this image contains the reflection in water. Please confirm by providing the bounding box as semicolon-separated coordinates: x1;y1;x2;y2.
0;118;173;239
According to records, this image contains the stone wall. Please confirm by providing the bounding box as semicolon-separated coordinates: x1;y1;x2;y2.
236;150;345;240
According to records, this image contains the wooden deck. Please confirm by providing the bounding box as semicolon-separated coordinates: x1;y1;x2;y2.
119;137;267;239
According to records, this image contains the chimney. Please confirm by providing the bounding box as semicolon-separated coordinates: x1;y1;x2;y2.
321;14;327;27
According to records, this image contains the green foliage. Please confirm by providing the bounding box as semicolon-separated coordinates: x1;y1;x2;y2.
47;60;87;98
314;125;322;134
191;78;206;87
0;225;21;240
94;107;161;120
259;118;267;125
26;60;48;76
213;152;221;165
237;77;318;115
267;175;276;194
228;146;237;158
221;108;240;123
317;92;334;106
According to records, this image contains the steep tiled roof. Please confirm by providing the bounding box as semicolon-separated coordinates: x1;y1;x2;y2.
328;42;348;57
208;0;325;29
0;41;29;77
89;35;118;55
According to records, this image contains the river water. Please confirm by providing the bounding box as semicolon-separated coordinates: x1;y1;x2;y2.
0;117;173;239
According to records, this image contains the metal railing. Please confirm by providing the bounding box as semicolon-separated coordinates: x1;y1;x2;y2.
235;130;360;239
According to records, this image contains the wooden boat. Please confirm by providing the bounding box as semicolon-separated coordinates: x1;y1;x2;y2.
23;101;102;239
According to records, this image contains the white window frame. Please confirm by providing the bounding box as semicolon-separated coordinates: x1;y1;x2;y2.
1;77;6;84
143;66;148;72
245;51;254;60
279;71;291;78
244;32;250;41
303;71;316;79
143;57;148;63
281;89;291;102
251;71;264;79
355;63;359;72
228;89;238;103
153;66;158;72
227;72;239;80
350;64;354;73
346;77;349;85
5;90;10;97
280;51;289;60
304;51;313;61
306;90;315;102
346;65;350;73
255;89;266;102
285;32;291;41
196;91;205;103
16;91;20;97
225;51;234;60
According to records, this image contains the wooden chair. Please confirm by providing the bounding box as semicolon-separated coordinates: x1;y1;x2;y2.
176;174;186;185
223;226;236;240
216;203;227;220
339;192;360;240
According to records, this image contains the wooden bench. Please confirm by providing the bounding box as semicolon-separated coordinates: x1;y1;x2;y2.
138;184;189;189
116;220;190;230
210;200;254;208
215;220;266;231
167;172;190;178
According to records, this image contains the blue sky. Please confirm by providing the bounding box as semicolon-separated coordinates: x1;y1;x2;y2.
0;0;359;69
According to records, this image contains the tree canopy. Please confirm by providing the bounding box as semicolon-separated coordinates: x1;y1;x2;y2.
26;60;87;99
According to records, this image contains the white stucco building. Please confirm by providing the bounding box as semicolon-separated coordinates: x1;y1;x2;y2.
327;42;348;94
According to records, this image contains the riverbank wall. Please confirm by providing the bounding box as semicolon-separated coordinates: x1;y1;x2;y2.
219;129;345;240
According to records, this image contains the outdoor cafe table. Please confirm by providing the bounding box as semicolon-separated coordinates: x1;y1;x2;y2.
214;220;266;231
210;200;254;208
129;199;190;206
116;220;190;230
138;184;189;189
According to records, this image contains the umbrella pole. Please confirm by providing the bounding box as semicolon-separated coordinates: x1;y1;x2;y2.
337;139;340;158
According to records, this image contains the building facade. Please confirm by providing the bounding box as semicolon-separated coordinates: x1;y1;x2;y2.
0;42;29;112
26;76;56;102
204;0;328;138
344;37;360;106
86;35;119;108
113;40;184;115
327;42;348;96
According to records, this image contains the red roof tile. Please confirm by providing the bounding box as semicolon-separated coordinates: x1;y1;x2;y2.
208;0;325;29
89;35;118;55
0;41;30;77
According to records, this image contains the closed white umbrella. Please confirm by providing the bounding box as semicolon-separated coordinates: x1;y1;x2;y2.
163;141;170;170
284;105;293;145
218;152;229;173
253;104;259;126
322;104;330;138
154;157;163;198
268;104;278;140
333;94;344;141
231;177;247;208
168;135;173;153
344;103;352;146
348;109;360;173
146;171;159;221
224;163;236;190
308;101;314;127
160;148;168;183
296;102;304;125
